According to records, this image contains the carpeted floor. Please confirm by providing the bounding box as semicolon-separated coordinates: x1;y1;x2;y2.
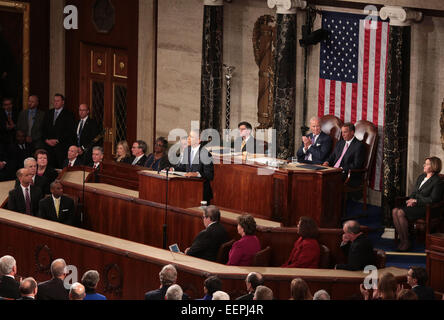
345;200;426;269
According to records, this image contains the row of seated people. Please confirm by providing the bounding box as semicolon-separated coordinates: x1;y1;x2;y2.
1;255;437;301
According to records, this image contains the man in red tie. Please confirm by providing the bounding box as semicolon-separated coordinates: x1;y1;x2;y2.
63;145;81;168
7;168;43;216
323;123;366;187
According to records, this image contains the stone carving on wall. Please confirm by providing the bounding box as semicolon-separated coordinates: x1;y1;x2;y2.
35;244;53;275
253;15;276;129
103;263;123;296
441;99;444;150
92;0;115;34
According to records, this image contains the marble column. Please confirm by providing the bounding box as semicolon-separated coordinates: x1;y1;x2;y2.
379;6;422;227
200;0;224;133
268;0;306;159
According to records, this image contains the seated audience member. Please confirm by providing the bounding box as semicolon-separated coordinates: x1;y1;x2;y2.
236;272;264;300
335;220;374;271
397;289;418;300
282;216;320;268
253;285;273;300
313;289;330;300
81;270;107;300
8;168;43;216
69;282;86;301
174;130;214;203
407;266;435;300
115;140;131;163
130;140;148;166
145;264;189;300
227;214;261;266
197;275;222;300
290;278;312;300
90;146;104;170
14;157;49;195
35;149;58;192
392;157;443;251
38;180;75;226
234;121;266;154
37;258;69;300
360;272;397;300
7;130;32;173
145;137;170;171
323;122;366;187
176;136;190;163
165;284;183;300
185;205;229;262
212;291;230;300
63;145;81;168
17;277;38;300
16;94;45;151
0;255;20;299
296;116;332;164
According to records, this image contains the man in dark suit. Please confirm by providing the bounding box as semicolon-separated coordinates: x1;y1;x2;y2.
36;258;69;300
16;95;46;151
234;121;267;154
185;205;229;262
62;145;82;168
76;104;101;163
14;157;49;195
296;117;332;164
38;180;75;226
145;264;181;300
8;168;43;216
0;255;20;299
7;130;33;174
42;94;76;169
174;130;214;203
408;267;435;300
236;272;264;300
323;122;366;187
129;140;148;166
0;97;17;146
17;277;38;300
335;220;375;271
89;146;104;170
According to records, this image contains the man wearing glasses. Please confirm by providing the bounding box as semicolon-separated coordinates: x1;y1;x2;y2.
130;140;148;166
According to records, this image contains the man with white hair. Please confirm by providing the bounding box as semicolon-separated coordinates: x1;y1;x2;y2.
212;291;230;300
313;289;330;300
69;282;86;300
14;157;49;194
0;255;20;299
165;284;183;300
8;168;43;216
36;258;69;300
296;116;332;164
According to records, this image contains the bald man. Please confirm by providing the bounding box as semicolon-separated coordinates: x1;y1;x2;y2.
69;282;86;300
296;117;332;164
8;168;43;216
76;104;100;163
37;258;69;300
236;272;264;300
335;220;375;271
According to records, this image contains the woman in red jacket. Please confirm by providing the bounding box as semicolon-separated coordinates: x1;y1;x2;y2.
281;216;320;268
227;214;261;266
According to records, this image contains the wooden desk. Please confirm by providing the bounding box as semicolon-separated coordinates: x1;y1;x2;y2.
211;154;344;227
138;170;204;208
426;233;444;293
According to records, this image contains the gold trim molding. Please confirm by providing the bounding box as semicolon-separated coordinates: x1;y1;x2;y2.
0;0;30;109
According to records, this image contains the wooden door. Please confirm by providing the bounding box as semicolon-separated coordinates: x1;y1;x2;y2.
80;43;129;159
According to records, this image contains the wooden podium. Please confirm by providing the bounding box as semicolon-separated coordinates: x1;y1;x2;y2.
138;170;204;208
426;233;444;294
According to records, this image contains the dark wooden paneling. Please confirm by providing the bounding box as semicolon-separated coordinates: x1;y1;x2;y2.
426;233;444;293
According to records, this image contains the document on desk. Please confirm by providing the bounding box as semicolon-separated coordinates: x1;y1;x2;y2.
172;171;187;177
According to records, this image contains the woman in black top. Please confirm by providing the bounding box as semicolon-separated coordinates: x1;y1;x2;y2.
35;149;58;194
144;137;170;171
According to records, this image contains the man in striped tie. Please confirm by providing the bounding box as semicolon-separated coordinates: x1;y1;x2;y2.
323;123;366;187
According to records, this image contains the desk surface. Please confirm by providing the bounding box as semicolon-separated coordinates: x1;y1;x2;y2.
0;180;15;205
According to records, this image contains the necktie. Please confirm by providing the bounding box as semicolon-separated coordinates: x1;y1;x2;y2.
241;139;246;152
77;120;84;146
28;111;34;136
25;187;31;215
53;110;59;125
54;197;60;219
334;142;349;168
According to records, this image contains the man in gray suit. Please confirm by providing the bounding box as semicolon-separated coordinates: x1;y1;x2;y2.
17;95;45;151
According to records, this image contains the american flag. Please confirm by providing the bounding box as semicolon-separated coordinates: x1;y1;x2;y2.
318;11;389;191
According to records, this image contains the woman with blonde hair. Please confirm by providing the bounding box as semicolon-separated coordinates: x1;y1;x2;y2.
115;140;131;163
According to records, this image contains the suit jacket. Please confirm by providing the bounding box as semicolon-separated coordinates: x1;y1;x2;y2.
227;235;261;266
15;175;49;195
38;195;75;226
412;285;435;300
63;157;82;168
327;137;366;186
234;136;267;154
409;173;444;206
16;108;45;149
235;292;254;301
7;185;43;216
16;296;36;300
76;117;100;150
144;153;170;171
0;108;18;145
0;275;20;299
129;154;148;167
144;285;189;300
186;221;229;262
296;131;332;164
281;237;320;268
335;234;375;271
174;145;214;201
7;142;33;173
36;277;69;300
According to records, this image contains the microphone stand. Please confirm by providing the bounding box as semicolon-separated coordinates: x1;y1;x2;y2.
161;165;170;249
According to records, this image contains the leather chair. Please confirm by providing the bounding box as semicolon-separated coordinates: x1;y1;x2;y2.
320;115;343;152
217;239;235;264
318;244;331;269
252;246;271;267
344;120;378;211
